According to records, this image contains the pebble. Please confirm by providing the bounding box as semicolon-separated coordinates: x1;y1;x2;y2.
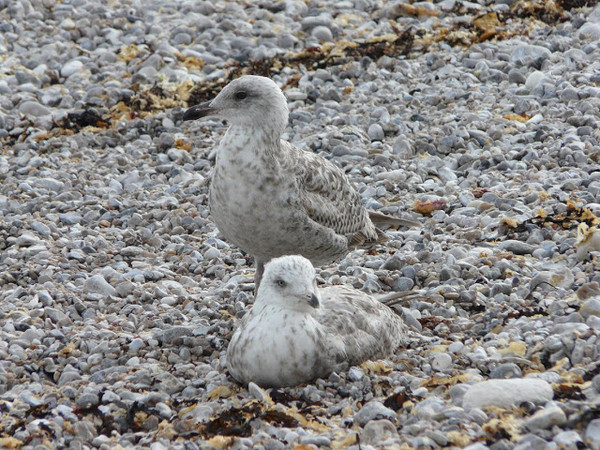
61;60;84;77
524;405;566;430
367;123;385;141
354;401;397;426
580;297;600;319
553;430;583;447
462;379;553;410
18;101;51;117
84;274;117;297
431;352;453;371
311;25;333;42
498;240;535;255
489;363;522;379
510;44;551;67
76;393;100;409
129;338;144;351
360;420;399;446
248;382;269;402
586;419;600;449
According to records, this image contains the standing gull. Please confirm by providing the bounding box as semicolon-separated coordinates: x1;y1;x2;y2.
183;75;418;287
226;255;407;388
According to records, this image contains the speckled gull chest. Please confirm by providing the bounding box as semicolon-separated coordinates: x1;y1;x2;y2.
209;125;348;265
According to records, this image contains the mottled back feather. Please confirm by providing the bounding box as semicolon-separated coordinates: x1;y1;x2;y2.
279;141;380;246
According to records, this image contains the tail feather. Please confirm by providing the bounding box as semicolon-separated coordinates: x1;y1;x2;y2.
368;210;421;228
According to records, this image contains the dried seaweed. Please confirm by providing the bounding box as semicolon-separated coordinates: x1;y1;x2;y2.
553;383;586;401
187;28;416;106
199;402;299;439
383;390;410;411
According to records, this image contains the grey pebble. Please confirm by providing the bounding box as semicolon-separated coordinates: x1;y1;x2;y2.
360;419;399;446
498;240;535;255
489;363;522;379
19;101;51;117
84;274;117;297
59;212;82;225
553;430;583;447
354;401;397;426
61;60;84;77
76;393;100;409
524;405;566;430
431;353;452;371
129;338;144;351
586;419;600;449
367;123;385;141
580;297;600;318
348;366;364;381
311;26;333;42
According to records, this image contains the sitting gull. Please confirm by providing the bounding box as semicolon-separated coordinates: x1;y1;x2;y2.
183;75;418;287
226;255;407;388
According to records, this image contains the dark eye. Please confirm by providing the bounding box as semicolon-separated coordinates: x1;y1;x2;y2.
235;91;247;100
275;279;286;288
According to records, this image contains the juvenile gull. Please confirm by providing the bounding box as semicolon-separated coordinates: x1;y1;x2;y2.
183;75;418;287
226;255;407;388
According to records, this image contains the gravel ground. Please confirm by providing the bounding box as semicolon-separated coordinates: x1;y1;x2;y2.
1;0;600;449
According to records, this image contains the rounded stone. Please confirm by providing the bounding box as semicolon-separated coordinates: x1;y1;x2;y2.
311;25;333;42
61;60;84;77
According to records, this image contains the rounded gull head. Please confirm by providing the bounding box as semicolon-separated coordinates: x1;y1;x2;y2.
257;255;320;310
209;75;289;131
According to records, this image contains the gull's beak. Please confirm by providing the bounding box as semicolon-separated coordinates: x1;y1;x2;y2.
183;102;215;121
309;293;320;308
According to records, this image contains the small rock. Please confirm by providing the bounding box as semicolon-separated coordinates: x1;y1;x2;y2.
299;436;331;446
524;70;546;90
31;221;51;237
489;363;522;379
348;367;364;381
354;401;397;426
76;392;100;409
524;405;566;431
84;275;117;297
19;101;51;117
59;212;83;225
498;240;535;255
530;268;574;290
360;419;399;446
553;430;583;447
463;378;553;410
431;353;452;371
16;232;40;247
510;44;551;67
61;60;84;77
393;277;414;292
577;22;600;40
311;25;333;42
129;338;144;351
248;382;269;402
367;123;385;141
580;297;600;319
585;419;600;449
204;246;221;260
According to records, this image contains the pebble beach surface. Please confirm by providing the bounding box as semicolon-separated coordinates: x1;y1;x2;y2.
1;0;600;449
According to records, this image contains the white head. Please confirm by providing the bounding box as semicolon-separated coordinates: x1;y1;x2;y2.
183;75;289;135
257;255;320;311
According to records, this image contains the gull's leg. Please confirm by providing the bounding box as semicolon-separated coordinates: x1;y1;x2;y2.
254;259;265;293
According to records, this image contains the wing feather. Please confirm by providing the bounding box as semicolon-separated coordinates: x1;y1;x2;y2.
316;286;407;367
281;141;379;245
